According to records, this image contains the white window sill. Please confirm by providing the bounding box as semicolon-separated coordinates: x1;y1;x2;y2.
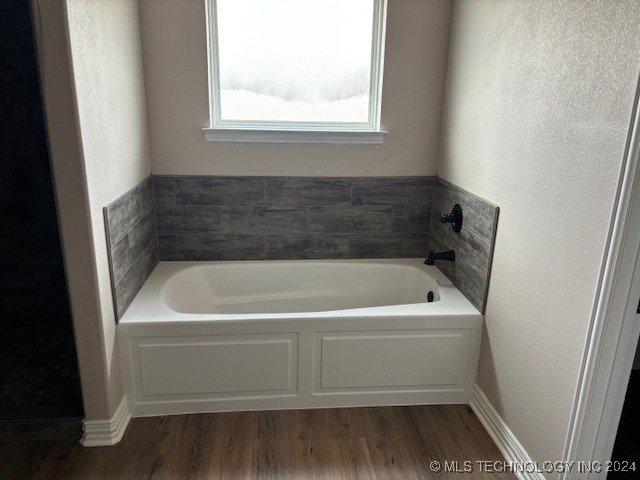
202;128;387;145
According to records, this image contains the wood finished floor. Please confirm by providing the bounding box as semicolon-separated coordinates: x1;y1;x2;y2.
0;405;515;480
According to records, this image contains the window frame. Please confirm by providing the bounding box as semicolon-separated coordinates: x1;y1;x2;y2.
202;0;388;144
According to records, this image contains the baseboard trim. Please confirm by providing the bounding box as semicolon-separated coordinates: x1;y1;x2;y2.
80;396;131;447
469;384;545;480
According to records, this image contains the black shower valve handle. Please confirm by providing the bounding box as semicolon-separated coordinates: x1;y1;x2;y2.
440;212;457;223
439;203;463;233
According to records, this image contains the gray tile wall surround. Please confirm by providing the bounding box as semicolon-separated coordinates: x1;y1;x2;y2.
153;176;434;261
104;176;159;319
428;178;499;313
103;175;499;319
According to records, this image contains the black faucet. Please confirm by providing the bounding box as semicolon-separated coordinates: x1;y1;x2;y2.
424;250;455;265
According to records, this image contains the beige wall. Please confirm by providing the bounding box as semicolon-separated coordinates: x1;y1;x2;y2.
439;0;640;468
33;0;151;419
65;0;152;417
138;0;452;176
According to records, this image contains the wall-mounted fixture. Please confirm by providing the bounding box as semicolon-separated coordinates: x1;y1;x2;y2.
440;203;463;233
424;250;456;265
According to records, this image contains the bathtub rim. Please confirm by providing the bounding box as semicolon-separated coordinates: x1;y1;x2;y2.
119;258;480;324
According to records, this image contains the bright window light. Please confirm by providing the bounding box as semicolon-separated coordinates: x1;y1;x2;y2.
206;0;387;134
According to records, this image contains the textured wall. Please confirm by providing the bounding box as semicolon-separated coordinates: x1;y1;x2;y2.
63;0;152;418
137;0;452;176
33;0;112;420
439;0;640;468
154;176;433;261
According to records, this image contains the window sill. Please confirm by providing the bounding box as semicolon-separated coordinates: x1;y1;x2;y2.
201;128;387;145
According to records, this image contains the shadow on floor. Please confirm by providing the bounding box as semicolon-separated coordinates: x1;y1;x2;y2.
609;369;640;479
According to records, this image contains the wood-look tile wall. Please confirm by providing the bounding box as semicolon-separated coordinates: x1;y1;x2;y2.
154;176;434;261
104;177;159;319
104;175;499;319
428;178;499;313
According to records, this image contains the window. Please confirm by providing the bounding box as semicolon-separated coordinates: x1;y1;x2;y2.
204;0;387;144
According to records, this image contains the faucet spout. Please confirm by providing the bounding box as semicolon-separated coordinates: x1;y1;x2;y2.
424;250;455;265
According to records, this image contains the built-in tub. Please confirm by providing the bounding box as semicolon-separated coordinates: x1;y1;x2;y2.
118;258;483;416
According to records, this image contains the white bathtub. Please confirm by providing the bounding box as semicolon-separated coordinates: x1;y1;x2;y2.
118;258;483;416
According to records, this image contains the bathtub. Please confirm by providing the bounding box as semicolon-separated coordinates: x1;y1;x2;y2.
118;258;483;416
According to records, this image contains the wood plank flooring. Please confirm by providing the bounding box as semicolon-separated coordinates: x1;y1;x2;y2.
0;405;516;480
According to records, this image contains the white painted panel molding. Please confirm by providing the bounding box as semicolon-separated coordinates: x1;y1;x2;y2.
469;384;545;480
134;334;297;400
138;339;293;396
318;332;465;390
81;396;132;447
121;322;481;415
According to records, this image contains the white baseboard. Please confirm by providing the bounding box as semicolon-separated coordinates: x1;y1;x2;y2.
469;384;545;480
80;396;132;447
